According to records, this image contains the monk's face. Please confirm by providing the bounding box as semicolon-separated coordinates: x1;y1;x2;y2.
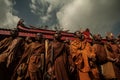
107;35;116;42
96;34;102;41
75;31;82;39
25;37;32;43
10;30;18;38
54;33;61;40
36;34;43;41
109;36;115;40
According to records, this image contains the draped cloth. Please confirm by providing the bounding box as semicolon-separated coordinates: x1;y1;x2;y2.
102;42;120;80
0;37;14;80
46;40;72;80
70;38;92;80
0;37;13;54
0;37;24;80
92;42;107;80
0;37;23;65
12;41;45;80
11;42;33;80
27;42;45;80
92;42;107;65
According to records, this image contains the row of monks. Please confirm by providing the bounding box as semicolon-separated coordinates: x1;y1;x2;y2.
0;29;120;80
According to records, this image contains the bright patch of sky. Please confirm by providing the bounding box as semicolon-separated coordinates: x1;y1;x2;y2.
0;0;120;36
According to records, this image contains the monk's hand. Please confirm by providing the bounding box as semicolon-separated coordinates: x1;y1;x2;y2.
114;58;119;63
69;66;74;73
107;56;115;62
80;67;90;73
47;67;53;75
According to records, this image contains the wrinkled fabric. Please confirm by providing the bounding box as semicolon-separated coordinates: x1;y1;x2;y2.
27;42;45;80
46;41;71;80
106;42;120;80
11;42;33;80
0;37;24;80
0;37;13;53
92;43;107;65
70;38;92;80
0;37;23;65
92;42;107;80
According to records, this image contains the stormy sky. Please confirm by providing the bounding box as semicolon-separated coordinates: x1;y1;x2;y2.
0;0;120;36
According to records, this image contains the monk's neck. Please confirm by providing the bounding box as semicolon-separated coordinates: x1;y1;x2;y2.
76;37;85;42
53;38;61;42
35;40;42;43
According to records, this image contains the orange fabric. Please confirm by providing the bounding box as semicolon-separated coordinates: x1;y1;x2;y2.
70;38;92;80
79;71;91;80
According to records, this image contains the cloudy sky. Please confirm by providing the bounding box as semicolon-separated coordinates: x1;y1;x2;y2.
0;0;120;36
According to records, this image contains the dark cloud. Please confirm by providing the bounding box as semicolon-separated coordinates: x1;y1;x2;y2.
0;0;19;29
28;0;120;36
57;0;120;35
0;0;120;36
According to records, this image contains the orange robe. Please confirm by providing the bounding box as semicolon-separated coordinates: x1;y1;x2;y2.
46;40;71;80
27;41;45;80
70;38;93;80
0;37;24;80
0;37;13;80
0;37;13;53
11;42;33;80
108;42;120;80
92;42;107;80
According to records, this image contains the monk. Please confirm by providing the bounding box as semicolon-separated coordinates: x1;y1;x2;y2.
24;36;33;48
0;30;16;80
27;33;45;80
70;31;97;80
64;38;76;80
46;31;74;80
92;34;108;80
103;33;120;80
11;36;33;80
0;30;18;54
0;29;24;80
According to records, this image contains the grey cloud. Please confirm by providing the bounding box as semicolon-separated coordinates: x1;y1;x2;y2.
0;0;19;29
29;0;120;36
1;0;119;36
29;0;72;26
57;0;120;35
